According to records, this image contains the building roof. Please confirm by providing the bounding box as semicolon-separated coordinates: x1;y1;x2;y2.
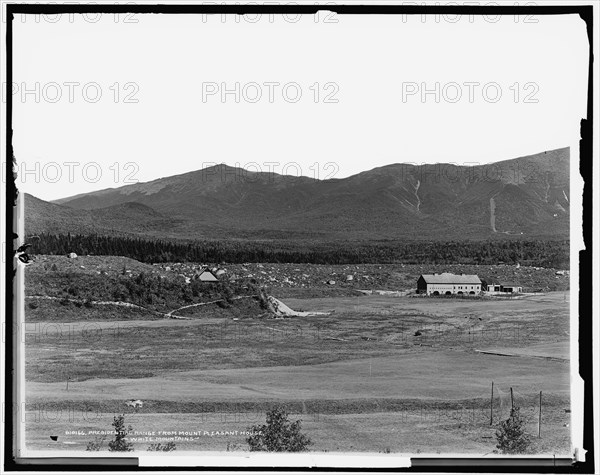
420;273;481;284
198;269;219;281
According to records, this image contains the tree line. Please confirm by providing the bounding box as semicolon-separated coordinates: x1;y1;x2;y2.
26;233;569;268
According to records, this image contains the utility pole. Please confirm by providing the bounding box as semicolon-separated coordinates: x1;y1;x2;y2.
538;391;543;438
490;381;494;425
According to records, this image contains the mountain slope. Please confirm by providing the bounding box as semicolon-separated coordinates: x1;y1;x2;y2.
25;194;179;237
29;147;570;240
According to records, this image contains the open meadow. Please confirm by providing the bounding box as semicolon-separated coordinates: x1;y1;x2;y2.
23;256;571;455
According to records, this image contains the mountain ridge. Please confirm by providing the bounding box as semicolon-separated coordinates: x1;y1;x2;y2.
27;147;570;241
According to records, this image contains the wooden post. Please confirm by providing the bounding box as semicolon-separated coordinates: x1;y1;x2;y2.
15;195;26;456
510;387;514;411
490;381;494;425
538;391;542;438
66;376;69;391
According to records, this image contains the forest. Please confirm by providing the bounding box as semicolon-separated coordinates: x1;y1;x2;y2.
25;233;570;269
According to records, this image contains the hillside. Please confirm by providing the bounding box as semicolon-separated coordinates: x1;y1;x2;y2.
25;255;266;321
25;194;179;237
27;148;570;241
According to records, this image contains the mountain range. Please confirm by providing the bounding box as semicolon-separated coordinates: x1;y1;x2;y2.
25;147;570;241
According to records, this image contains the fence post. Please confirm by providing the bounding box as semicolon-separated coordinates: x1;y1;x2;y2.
510;387;514;411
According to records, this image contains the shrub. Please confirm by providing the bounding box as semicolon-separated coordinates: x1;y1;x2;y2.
247;407;312;452
222;285;234;304
257;290;270;311
147;442;176;452
226;442;242;452
495;407;531;454
108;414;134;452
86;436;106;451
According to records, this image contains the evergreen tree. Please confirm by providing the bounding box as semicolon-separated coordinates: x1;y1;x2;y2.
247;407;312;452
108;414;134;452
495;407;531;454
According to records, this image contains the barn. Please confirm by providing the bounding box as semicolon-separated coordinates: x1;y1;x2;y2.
417;273;482;295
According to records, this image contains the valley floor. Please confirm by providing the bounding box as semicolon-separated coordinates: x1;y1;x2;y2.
23;277;572;456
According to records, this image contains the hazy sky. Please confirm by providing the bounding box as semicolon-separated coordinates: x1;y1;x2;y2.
10;9;589;201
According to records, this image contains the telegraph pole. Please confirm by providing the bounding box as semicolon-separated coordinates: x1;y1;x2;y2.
490;381;494;425
538;391;543;438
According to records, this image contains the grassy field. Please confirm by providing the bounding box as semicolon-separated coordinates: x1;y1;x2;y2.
26;407;570;455
23;257;572;455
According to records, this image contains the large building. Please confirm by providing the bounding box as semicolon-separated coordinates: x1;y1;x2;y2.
417;273;482;295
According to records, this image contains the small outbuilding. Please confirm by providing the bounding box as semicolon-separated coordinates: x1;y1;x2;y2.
499;283;523;293
196;269;219;282
487;283;523;294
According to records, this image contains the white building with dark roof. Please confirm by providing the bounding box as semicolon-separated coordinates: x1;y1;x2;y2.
487;283;523;294
417;273;482;296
